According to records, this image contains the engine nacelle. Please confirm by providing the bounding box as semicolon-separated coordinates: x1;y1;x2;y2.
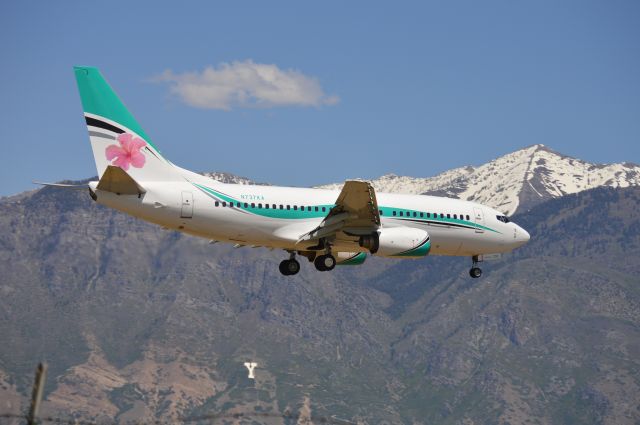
335;252;367;266
361;227;431;258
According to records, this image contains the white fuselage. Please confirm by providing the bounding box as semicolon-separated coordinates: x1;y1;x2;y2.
89;173;530;258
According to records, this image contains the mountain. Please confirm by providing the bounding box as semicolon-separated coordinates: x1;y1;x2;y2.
1;149;640;423
202;171;269;186
318;144;640;215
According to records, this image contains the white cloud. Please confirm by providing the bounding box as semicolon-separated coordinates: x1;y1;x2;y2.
155;60;339;110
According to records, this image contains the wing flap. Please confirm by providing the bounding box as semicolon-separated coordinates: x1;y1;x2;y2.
299;180;380;243
333;180;380;227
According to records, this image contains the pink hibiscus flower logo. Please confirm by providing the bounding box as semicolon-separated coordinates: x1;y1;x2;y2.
105;133;147;170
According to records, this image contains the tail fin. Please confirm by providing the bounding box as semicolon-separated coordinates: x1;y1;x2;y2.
74;66;180;182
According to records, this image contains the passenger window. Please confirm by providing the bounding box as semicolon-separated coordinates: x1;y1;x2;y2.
265;204;269;209
393;211;397;216
222;202;227;207
229;202;234;207
440;213;444;218
294;205;298;210
279;204;283;209
420;212;423;218
413;212;417;217
380;210;384;216
427;213;430;218
315;206;319;212
251;203;255;208
215;201;219;207
322;207;326;212
447;214;450;219
258;203;262;208
244;203;248;208
399;211;403;216
273;204;277;209
453;214;457;219
466;215;470;220
287;205;290;210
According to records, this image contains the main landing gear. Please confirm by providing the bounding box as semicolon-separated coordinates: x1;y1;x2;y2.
278;251;337;275
279;252;300;276
469;255;482;279
314;253;336;272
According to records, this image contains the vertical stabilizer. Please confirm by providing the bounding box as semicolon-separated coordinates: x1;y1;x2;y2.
74;66;181;182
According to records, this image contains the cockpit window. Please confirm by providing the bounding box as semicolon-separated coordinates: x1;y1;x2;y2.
496;215;510;223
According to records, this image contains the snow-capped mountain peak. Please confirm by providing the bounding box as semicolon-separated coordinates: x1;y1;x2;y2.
202;172;268;186
318;145;640;215
203;146;639;216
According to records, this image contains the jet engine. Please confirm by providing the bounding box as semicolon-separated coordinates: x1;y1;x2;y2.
335;252;367;266
359;227;431;258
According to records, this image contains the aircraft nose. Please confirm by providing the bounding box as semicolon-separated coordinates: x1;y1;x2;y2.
516;225;530;245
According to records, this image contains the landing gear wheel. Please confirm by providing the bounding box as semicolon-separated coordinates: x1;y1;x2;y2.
279;259;300;276
314;254;336;271
469;267;482;279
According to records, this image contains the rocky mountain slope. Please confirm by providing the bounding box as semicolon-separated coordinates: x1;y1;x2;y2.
1;175;639;423
319;145;640;215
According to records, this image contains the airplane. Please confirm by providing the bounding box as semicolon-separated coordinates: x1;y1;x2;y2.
63;66;529;278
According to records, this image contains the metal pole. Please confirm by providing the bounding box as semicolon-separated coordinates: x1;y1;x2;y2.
27;363;47;425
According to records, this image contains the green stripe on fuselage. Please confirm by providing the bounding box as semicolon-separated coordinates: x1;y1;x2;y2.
378;206;499;233
193;183;332;220
193;183;499;233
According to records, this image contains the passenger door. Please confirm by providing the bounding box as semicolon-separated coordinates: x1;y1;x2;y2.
181;191;193;218
473;207;484;233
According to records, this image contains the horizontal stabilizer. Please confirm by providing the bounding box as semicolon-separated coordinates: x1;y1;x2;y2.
96;166;145;195
33;181;89;190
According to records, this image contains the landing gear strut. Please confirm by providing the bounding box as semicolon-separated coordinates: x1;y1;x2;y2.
279;252;300;276
314;253;336;272
469;255;482;279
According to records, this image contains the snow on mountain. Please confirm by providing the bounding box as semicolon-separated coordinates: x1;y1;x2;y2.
202;172;269;186
318;145;640;215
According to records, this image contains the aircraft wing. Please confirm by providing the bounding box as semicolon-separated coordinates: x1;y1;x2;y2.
299;180;380;243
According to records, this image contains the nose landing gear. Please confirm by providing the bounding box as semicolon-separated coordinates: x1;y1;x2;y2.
469;255;483;279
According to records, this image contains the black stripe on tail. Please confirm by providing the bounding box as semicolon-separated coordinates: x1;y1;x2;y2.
85;116;124;134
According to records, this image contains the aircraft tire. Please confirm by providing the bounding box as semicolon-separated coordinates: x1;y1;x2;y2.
314;256;327;271
469;267;482;278
279;260;289;275
314;254;336;271
279;259;300;276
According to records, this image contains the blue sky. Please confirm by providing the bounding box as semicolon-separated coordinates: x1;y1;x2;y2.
1;1;639;196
